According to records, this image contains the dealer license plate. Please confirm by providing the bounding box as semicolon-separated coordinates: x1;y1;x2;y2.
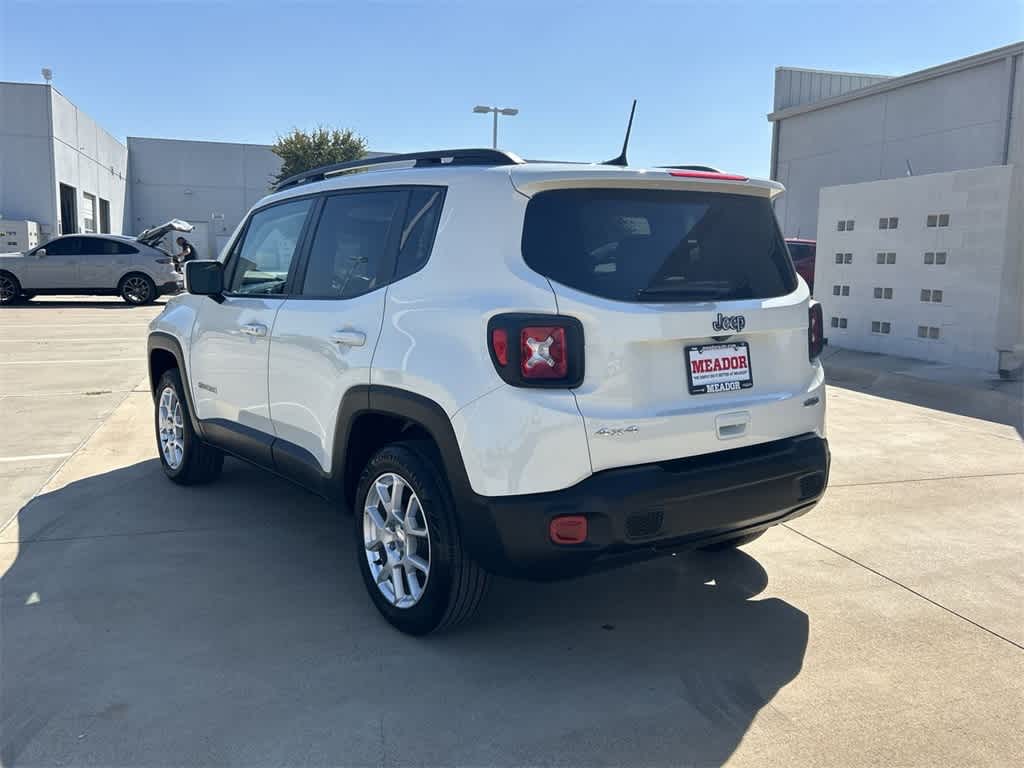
685;342;754;395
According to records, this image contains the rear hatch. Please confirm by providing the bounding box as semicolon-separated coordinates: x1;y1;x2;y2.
513;167;819;472
136;219;194;247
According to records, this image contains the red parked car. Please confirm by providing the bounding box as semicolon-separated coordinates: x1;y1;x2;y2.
786;238;816;293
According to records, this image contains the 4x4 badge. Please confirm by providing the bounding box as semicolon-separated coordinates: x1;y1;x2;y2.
711;313;746;333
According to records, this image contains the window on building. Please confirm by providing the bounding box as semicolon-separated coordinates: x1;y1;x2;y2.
837;220;846;232
846;219;855;231
924;252;935;264
921;289;931;302
871;321;881;333
882;321;891;333
59;183;78;234
931;289;943;303
844;253;852;264
884;287;893;299
842;285;850;296
839;318;847;329
833;285;842;296
874;287;883;298
935;252;947;264
82;193;97;234
835;253;844;264
888;217;898;229
886;252;896;264
831;317;839;328
876;252;885;264
929;327;940;339
99;199;111;234
938;214;949;227
878;217;887;230
919;326;941;339
927;215;938;228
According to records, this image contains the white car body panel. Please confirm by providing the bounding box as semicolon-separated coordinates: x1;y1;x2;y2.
189;296;283;432
268;290;388;473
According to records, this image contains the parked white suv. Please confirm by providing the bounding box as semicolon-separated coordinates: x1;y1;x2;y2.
147;149;830;634
0;220;192;305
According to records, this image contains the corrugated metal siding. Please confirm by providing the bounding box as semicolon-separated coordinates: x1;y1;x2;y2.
774;68;891;111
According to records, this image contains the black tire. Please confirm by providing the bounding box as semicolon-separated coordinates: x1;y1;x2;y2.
354;441;489;635
0;271;23;305
120;272;157;305
154;368;223;485
700;530;766;552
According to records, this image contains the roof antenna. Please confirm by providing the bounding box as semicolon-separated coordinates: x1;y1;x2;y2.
603;99;637;166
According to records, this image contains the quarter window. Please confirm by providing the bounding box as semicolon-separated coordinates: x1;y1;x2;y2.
301;190;405;299
394;187;445;282
227;198;313;295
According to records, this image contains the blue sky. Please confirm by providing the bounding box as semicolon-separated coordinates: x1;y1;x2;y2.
1;1;1020;176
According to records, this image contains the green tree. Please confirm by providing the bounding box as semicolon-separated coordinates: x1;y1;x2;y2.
271;126;368;186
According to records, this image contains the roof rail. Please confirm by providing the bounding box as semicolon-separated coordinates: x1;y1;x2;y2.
274;148;525;191
658;164;723;173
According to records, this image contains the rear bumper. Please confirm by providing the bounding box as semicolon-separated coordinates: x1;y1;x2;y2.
157;279;181;296
455;433;830;579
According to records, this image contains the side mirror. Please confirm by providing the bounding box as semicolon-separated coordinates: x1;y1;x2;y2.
35;248;47;258
185;260;224;298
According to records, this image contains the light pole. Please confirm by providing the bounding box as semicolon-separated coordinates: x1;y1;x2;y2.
473;105;519;149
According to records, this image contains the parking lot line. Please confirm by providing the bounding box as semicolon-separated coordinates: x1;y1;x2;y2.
0;358;146;365
0;338;142;343
0;452;74;463
0;323;154;329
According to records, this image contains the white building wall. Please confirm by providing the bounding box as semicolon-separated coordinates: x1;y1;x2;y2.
49;88;128;235
128;137;282;258
814;166;1019;372
0;83;55;230
772;45;1022;239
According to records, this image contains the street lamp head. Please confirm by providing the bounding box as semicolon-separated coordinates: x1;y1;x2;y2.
473;105;491;114
499;108;519;116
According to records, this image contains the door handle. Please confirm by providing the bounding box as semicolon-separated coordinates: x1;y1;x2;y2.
330;330;366;347
240;323;268;337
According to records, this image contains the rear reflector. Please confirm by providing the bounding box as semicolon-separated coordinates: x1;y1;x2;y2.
491;328;509;366
808;301;825;360
549;515;588;545
669;169;748;182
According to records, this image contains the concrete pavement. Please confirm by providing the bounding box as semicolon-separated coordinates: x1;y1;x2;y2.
2;299;1022;766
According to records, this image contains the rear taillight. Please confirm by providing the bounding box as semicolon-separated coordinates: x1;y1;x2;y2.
808;301;825;360
668;169;749;182
488;314;584;388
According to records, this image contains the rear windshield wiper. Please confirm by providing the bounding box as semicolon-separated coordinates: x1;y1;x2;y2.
635;281;734;300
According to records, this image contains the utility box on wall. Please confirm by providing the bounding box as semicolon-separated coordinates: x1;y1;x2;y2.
0;219;43;253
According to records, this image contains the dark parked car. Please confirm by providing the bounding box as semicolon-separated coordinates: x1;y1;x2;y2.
786;238;816;292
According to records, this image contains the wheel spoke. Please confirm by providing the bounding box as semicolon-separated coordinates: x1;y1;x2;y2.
404;496;428;537
406;554;429;574
388;476;406;522
391;565;406;603
365;503;387;533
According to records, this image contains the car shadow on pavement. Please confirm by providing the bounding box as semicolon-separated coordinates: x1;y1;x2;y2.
12;299;168;309
2;458;808;767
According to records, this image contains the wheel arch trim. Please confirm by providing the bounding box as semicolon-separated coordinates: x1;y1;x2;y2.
147;331;204;437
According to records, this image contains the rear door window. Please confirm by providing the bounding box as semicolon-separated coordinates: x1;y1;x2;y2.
522;189;796;302
300;190;405;299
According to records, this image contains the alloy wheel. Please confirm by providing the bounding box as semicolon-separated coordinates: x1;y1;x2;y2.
124;276;151;303
158;386;185;469
363;472;431;608
0;275;16;303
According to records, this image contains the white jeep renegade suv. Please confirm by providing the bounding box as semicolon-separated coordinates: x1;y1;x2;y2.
147;149;830;635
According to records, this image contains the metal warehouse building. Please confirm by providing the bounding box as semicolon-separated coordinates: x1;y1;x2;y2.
1;82;385;258
770;42;1024;376
770;41;1023;239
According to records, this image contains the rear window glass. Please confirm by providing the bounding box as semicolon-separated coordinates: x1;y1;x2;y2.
787;242;814;263
522;189;796;302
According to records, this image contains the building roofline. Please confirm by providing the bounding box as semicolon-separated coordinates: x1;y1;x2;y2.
126;135;273;149
774;65;891;79
768;40;1024;122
